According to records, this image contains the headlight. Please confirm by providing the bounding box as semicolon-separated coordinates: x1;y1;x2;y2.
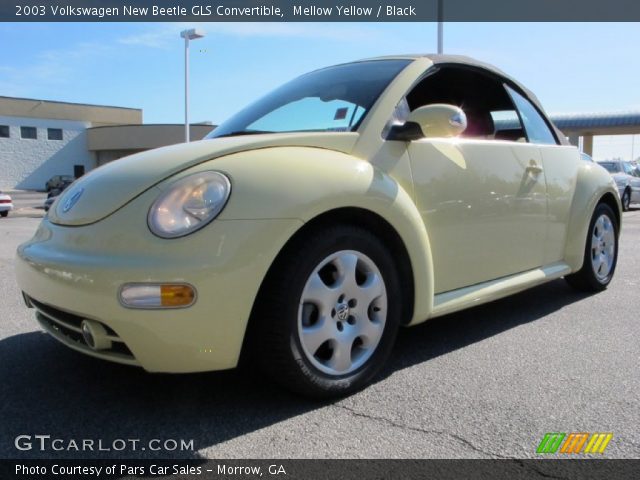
148;171;231;238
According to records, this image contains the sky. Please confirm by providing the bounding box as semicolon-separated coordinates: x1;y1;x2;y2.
0;22;639;160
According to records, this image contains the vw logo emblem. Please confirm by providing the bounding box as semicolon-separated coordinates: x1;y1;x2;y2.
336;303;350;321
62;188;84;213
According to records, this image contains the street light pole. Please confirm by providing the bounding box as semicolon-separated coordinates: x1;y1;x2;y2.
184;34;190;143
180;28;205;143
437;0;444;54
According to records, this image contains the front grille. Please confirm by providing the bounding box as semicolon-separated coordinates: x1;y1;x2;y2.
28;296;139;366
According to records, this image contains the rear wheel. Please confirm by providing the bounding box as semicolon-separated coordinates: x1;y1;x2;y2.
621;189;631;211
250;225;402;398
0;211;7;218
565;203;618;292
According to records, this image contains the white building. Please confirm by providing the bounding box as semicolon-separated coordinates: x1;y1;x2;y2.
0;96;141;190
0;96;215;191
0;116;95;190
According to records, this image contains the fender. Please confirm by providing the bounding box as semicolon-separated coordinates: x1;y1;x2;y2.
564;163;622;271
181;146;435;325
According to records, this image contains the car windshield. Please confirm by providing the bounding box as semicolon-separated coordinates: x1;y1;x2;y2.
207;59;411;138
599;162;621;173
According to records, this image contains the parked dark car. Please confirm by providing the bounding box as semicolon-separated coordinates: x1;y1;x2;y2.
44;180;73;211
43;196;55;212
45;175;74;192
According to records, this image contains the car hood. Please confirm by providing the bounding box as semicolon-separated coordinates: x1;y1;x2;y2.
49;132;358;226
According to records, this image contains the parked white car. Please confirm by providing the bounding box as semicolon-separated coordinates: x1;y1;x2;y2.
0;191;14;217
598;160;640;211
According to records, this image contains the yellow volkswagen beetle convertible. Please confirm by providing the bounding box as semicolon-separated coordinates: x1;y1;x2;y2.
16;55;621;397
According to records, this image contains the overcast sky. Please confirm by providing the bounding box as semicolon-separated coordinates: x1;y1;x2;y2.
1;22;638;160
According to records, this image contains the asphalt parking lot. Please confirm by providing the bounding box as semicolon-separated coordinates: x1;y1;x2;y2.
1;200;639;460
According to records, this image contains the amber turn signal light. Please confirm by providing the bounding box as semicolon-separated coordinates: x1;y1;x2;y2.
119;283;197;309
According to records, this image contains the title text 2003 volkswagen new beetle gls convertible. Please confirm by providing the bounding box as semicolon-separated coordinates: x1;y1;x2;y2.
16;55;621;397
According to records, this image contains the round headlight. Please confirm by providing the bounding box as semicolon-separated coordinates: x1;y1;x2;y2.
148;171;231;238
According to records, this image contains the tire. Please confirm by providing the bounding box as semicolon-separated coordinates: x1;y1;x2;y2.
621;189;631;212
565;203;619;292
249;225;402;398
0;211;7;218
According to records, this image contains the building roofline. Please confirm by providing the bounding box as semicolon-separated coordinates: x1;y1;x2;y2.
0;95;141;112
550;110;640;119
549;110;640;133
88;123;214;130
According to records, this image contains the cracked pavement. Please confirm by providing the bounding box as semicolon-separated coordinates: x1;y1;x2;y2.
1;210;639;459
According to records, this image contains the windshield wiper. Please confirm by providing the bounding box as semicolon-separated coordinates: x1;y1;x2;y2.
213;130;274;138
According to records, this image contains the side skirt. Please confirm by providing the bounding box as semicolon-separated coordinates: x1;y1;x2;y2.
428;262;572;320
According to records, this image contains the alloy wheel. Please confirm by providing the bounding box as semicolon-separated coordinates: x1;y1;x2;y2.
590;214;616;282
297;250;387;376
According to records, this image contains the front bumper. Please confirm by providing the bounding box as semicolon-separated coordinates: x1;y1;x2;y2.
15;189;302;372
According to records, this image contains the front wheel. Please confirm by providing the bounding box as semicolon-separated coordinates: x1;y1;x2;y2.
250;225;402;398
565;203;619;292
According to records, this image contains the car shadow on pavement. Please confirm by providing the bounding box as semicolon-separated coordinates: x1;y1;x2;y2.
387;278;592;373
0;330;313;460
0;279;591;460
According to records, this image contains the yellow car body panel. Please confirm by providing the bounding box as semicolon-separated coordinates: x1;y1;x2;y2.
409;138;548;293
17;145;435;371
47;132;359;226
17;186;304;372
15;55;622;374
206;147;435;323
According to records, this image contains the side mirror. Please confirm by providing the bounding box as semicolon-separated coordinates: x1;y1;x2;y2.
388;104;467;141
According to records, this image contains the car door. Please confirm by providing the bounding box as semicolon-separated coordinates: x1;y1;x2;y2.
403;67;548;293
505;86;581;265
409;138;547;293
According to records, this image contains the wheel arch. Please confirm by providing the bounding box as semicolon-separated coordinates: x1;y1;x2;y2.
600;191;621;227
278;207;414;321
240;204;433;365
211;146;436;320
564;164;622;272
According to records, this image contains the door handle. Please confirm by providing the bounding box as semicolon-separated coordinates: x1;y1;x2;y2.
526;162;544;174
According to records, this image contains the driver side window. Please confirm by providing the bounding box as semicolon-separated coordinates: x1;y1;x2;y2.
405;66;526;141
505;86;558;145
403;66;560;145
